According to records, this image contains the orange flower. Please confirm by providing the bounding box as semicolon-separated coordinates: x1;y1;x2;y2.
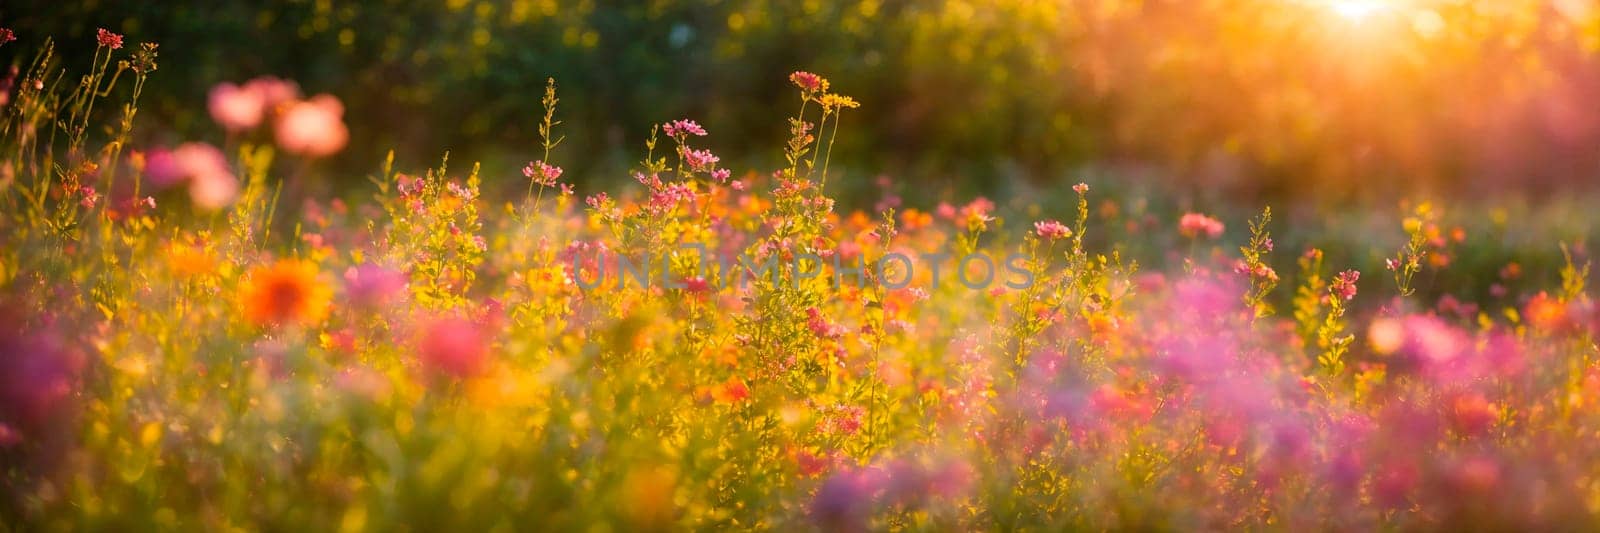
167;243;216;277
240;259;332;327
1525;291;1569;331
711;378;750;404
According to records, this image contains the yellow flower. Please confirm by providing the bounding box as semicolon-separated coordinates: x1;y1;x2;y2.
167;243;216;277
240;259;332;327
819;93;860;111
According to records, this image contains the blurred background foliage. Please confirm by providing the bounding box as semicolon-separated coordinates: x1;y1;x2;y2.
5;0;1600;206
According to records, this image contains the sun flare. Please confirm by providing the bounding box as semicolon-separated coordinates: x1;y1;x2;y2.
1326;0;1390;21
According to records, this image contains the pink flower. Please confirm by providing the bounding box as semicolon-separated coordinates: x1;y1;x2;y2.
684;148;719;171
77;186;98;209
522;160;563;187
418;316;490;380
275;95;349;157
0;323;85;427
1178;213;1225;239
1073;182;1089;194
344;263;407;307
789;71;826;92
0;28;15;46
711;168;731;183
244;76;301;110
1449;392;1495;436
662;119;708;137
1331;270;1360;301
208;82;266;132
146;143;239;210
1033;220;1072;240
96;28;123;50
190;170;240;211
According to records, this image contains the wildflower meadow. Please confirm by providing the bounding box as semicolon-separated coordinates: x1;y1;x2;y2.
5;3;1600;531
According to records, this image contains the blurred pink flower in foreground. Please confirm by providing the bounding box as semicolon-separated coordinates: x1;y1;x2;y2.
343;263;406;307
145;142;239;210
418;316;490;380
0;322;85;427
275;95;349;157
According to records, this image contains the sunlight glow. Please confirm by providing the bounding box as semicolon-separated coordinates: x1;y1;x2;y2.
1326;0;1390;21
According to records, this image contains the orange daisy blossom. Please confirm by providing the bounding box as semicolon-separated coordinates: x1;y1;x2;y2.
240;259;332;327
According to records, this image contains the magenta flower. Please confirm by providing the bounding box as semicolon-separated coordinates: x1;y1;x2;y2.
343;263;407;307
96;28;123;50
1331;270;1360;301
789;71;827;92
522;160;563;187
1072;182;1089;194
0;28;15;46
662;119;708;138
684;148;719;171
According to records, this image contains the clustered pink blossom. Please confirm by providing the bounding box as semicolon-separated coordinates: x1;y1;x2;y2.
645;182;695;216
1332;269;1360;300
806;307;846;340
0;28;15;46
77;186;98;209
1033;220;1072;240
96;28;122;50
1234;260;1278;281
1179;212;1225;239
684;148;719;171
662;119;707;138
789;71;825;92
522;160;563;187
1073;182;1089;194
